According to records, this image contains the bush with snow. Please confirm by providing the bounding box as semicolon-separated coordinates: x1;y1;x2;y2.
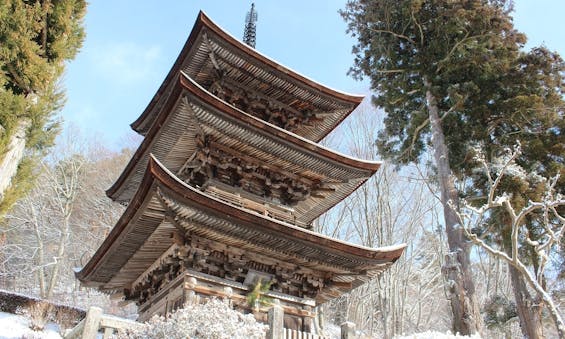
114;298;267;339
26;301;54;331
0;311;62;339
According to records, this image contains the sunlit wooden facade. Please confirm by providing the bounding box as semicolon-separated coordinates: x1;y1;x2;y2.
77;11;405;331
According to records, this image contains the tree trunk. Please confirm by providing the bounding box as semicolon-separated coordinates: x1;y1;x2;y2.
512;257;565;338
509;264;544;339
502;220;544;339
30;202;47;298
0;118;31;203
46;204;72;300
425;79;483;335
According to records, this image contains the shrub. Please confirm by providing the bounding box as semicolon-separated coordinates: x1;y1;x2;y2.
28;301;53;331
115;298;267;339
483;295;517;329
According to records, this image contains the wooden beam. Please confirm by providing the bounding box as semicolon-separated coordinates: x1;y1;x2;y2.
131;243;180;290
203;33;222;72
328;281;353;289
209;140;317;186
221;77;312;120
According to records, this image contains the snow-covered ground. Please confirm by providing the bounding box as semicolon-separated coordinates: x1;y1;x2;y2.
0;309;483;339
394;332;481;339
323;323;481;339
0;312;62;339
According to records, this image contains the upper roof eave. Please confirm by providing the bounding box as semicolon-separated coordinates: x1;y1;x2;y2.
179;72;381;170
107;72;380;203
130;10;365;136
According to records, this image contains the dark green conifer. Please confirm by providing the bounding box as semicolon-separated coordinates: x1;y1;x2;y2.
0;0;86;214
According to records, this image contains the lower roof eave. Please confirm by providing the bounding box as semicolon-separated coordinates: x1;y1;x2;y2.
79;154;406;290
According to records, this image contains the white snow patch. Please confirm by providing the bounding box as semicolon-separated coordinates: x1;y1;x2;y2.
394;331;481;339
0;311;62;339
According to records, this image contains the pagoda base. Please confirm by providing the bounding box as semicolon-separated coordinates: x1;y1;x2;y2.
136;269;317;332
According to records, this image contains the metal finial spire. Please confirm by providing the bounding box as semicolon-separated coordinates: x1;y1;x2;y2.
243;3;258;48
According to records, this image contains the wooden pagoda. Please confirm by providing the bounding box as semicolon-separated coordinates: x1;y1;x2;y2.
77;11;405;331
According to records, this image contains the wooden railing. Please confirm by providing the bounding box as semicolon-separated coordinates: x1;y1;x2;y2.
268;301;356;339
65;302;356;339
64;306;142;339
284;328;327;339
281;323;356;339
205;185;299;225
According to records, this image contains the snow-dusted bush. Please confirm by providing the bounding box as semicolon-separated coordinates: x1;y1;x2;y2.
27;301;53;331
115;298;267;339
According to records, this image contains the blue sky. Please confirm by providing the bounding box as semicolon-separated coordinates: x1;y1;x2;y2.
60;1;565;149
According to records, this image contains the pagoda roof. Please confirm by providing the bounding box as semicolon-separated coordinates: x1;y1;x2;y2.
131;11;364;142
77;155;405;303
108;72;380;225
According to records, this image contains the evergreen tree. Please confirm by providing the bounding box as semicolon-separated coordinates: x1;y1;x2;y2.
464;45;565;338
0;0;86;214
341;0;564;336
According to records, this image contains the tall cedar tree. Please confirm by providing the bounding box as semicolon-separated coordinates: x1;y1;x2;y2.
0;0;86;214
341;0;564;336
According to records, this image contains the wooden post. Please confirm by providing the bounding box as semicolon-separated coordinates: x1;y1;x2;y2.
340;321;355;339
303;305;312;333
317;305;325;332
267;300;284;339
223;286;233;306
102;327;114;339
184;276;198;305
81;307;103;339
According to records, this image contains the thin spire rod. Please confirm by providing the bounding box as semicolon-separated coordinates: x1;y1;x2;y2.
243;3;258;48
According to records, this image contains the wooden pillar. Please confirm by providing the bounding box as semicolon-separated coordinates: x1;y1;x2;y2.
184;276;197;305
81;307;103;339
317;305;325;332
340;321;355;339
267;300;284;339
223;286;233;306
102;327;114;339
303;306;313;333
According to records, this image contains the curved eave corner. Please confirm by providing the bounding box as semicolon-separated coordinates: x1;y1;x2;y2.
130;10;364;136
76;154;159;285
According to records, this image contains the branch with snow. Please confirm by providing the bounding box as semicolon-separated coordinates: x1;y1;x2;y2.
457;145;565;337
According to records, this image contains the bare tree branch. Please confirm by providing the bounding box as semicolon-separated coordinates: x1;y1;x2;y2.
459;146;565;337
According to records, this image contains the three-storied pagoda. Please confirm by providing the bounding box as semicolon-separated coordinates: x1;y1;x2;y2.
77;11;405;331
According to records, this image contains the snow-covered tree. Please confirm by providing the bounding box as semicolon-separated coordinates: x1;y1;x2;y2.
341;0;564;335
0;132;130;306
459;146;565;337
318;106;449;337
